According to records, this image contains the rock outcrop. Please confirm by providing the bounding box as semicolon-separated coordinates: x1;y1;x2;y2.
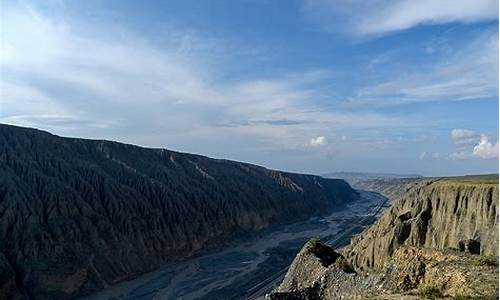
268;240;369;300
0;124;357;300
269;242;498;300
268;175;499;299
344;177;498;271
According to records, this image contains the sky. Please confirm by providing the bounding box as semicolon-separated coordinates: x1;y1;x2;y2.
1;0;499;176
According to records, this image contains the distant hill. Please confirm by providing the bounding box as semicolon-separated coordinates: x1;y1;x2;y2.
322;172;423;180
0;124;357;300
323;172;424;199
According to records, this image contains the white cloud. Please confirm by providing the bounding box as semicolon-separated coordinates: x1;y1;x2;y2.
419;151;440;160
451;129;477;139
473;134;499;159
349;31;498;107
451;129;479;145
310;136;327;146
448;151;474;160
448;131;498;160
303;0;498;36
1;2;410;155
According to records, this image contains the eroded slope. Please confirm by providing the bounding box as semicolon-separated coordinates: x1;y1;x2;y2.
268;175;499;299
0;124;356;300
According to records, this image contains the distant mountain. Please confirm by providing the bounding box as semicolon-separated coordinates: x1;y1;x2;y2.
323;172;424;199
0;124;357;300
322;172;423;180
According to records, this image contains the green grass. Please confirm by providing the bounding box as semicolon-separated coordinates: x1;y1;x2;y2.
474;255;498;267
334;256;355;273
417;284;444;299
435;174;498;185
306;238;322;252
454;293;499;300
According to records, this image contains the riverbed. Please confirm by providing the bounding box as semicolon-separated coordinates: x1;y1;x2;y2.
83;190;386;300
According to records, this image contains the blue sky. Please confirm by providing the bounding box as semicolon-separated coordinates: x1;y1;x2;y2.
1;0;498;176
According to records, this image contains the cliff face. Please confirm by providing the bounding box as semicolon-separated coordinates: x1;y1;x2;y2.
269;176;498;300
0;124;356;300
345;177;498;271
269;241;498;300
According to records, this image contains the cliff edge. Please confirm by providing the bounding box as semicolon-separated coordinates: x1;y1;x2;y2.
268;175;499;299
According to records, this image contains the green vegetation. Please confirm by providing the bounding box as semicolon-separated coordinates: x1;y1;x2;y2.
309;238;321;246
417;284;443;299
435;174;498;186
454;293;499;300
474;255;498;267
334;256;355;273
305;238;322;253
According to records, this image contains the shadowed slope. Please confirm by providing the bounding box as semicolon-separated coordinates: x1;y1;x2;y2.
0;124;356;300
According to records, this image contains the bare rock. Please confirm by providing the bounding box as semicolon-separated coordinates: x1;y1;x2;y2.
344;177;498;271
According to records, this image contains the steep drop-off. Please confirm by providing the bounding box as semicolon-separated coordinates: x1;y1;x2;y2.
268;175;498;299
0;124;356;300
268;241;498;299
345;176;498;271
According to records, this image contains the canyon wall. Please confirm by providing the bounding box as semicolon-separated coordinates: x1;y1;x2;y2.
268;176;498;299
344;177;498;271
0;124;356;300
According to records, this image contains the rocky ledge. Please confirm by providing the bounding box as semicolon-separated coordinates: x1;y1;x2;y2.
268;175;499;299
269;241;498;299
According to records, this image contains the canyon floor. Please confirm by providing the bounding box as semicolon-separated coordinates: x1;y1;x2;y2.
81;191;386;300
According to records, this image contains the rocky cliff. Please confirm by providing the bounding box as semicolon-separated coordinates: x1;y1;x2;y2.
345;176;498;271
268;175;499;299
269;241;498;299
0;124;357;300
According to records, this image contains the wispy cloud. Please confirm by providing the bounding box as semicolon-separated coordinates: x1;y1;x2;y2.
451;129;480;145
302;0;498;36
419;151;440;160
448;151;474;161
0;2;406;154
348;30;498;106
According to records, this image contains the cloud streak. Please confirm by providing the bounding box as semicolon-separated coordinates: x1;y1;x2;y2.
0;2;407;155
451;129;480;145
303;0;498;36
348;30;498;107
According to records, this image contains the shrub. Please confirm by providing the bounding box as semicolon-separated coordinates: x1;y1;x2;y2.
454;293;474;300
334;256;355;273
475;255;498;267
417;284;443;299
454;293;499;300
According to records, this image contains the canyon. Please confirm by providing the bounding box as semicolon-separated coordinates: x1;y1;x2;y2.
0;124;357;300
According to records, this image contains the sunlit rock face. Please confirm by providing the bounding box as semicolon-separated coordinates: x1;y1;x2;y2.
344;177;498;271
268;176;499;300
0;124;356;300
